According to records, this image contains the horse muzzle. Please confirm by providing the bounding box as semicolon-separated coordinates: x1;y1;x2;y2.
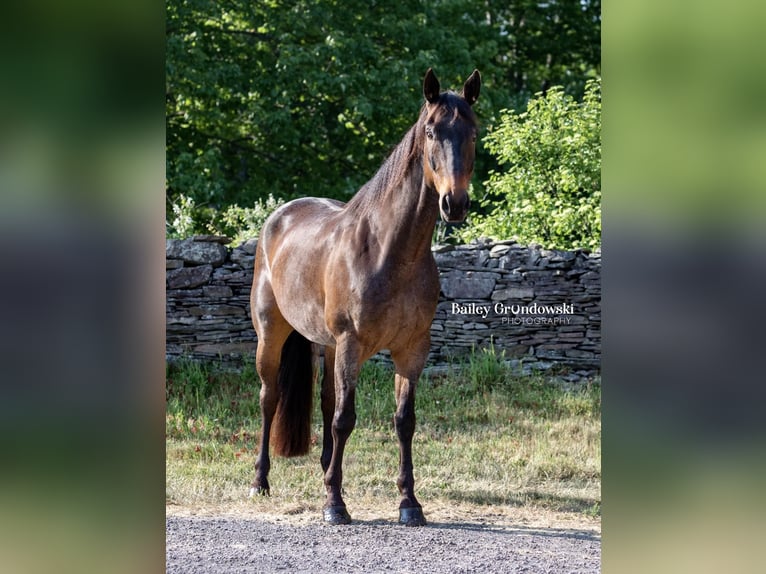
439;190;470;222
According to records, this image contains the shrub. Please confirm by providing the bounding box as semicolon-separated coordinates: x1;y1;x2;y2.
458;79;601;250
209;195;285;247
167;193;197;239
166;194;285;245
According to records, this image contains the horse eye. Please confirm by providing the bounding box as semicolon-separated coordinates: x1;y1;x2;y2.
426;128;434;140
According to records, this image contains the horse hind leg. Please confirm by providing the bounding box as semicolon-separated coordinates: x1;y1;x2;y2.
249;267;292;496
250;323;291;496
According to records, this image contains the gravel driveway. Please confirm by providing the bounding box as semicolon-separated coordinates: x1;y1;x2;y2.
166;515;600;573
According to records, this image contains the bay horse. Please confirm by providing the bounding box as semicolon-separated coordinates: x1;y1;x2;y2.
249;68;481;526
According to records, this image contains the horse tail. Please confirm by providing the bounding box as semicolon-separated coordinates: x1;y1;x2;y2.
271;330;314;457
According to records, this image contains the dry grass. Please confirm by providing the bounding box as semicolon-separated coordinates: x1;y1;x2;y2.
166;352;600;531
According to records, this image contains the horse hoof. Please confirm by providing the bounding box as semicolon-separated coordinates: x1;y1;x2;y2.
399;506;427;527
323;506;352;525
249;486;270;497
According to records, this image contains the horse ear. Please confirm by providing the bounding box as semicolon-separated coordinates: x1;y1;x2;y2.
462;69;481;106
423;68;441;104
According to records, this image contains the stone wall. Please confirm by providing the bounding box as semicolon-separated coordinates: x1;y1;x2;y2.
166;236;600;375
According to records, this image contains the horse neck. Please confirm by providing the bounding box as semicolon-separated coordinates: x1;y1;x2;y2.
382;165;439;262
351;126;438;265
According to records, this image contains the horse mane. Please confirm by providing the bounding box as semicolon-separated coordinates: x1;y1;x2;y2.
345;119;424;215
346;91;476;215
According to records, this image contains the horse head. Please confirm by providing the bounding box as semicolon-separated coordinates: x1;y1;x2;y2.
422;68;481;223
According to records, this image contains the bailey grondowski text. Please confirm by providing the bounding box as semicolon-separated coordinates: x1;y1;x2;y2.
450;302;575;325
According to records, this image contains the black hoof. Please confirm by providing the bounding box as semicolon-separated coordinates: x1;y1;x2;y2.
323;506;352;525
399;506;427;527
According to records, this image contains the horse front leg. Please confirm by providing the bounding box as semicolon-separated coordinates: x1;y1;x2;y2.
392;342;429;526
322;337;361;525
320;346;336;474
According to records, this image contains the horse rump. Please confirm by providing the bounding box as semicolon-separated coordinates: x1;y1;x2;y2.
271;330;314;457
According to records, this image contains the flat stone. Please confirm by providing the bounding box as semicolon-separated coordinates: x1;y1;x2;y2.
527;250;542;266
239;238;259;254
188;304;245;317
549;251;576;262
167;316;198;325
231;248;255;268
491;286;535;301
166;265;213;289
440;271;498;299
500;345;529;358
192;234;231;244
166;259;184;269
166;239;227;267
537;343;576;351
489;244;512;258
566;269;587;278
558;332;586;339
565;349;595;359
193;342;257;356
166;289;203;299
202;285;233;298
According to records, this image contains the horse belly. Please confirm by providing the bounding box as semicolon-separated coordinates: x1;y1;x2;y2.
278;294;335;347
269;256;335;346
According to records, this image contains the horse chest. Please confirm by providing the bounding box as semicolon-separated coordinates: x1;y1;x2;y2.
344;262;439;345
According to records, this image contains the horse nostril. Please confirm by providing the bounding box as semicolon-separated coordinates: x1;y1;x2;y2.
440;195;451;216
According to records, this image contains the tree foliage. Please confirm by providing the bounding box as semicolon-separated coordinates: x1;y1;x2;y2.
458;79;601;250
166;0;600;237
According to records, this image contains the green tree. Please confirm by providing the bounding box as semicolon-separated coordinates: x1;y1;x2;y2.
489;0;601;108
166;0;600;236
459;79;601;250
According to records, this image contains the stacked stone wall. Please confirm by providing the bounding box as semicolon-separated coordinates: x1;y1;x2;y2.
166;236;600;375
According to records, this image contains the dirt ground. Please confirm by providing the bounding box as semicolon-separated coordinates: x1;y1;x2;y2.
166;504;601;573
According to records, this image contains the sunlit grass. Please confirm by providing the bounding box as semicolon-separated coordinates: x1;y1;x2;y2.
166;350;600;520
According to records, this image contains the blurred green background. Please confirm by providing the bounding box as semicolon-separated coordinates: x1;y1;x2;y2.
603;1;766;573
1;0;765;573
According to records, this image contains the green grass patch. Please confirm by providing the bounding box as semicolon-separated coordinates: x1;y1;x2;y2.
166;350;600;519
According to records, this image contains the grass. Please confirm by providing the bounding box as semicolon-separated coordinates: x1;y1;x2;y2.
166;349;601;524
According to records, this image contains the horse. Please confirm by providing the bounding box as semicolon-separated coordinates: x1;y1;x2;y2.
249;68;481;526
